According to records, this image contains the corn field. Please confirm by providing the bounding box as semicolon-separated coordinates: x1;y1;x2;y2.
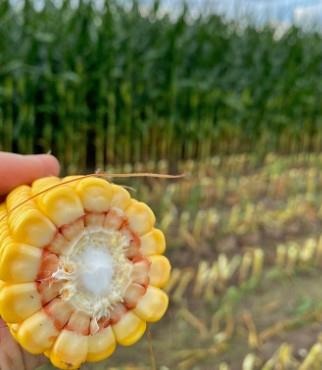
29;152;322;369
1;0;322;168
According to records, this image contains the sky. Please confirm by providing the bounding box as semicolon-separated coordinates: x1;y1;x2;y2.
17;0;322;29
140;0;322;28
215;0;322;26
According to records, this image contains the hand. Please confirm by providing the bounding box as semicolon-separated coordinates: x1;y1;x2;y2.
0;152;60;370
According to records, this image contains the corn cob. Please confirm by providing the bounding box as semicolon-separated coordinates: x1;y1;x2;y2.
0;176;170;369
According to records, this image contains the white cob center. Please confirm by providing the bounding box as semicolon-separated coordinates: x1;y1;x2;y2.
52;228;134;319
77;248;114;296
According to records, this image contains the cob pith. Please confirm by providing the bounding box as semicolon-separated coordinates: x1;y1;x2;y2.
0;176;170;369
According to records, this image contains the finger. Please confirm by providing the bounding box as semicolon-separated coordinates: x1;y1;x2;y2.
0;319;25;370
0;152;60;195
0;351;11;370
22;352;48;370
0;318;48;370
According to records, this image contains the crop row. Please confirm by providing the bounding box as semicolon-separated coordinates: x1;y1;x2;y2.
166;235;322;303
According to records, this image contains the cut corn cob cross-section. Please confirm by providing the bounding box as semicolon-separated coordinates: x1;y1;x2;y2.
0;176;170;369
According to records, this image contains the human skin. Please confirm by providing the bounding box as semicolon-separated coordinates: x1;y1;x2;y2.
0;152;60;370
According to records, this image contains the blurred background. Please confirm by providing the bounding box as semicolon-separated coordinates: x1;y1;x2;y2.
2;0;322;369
